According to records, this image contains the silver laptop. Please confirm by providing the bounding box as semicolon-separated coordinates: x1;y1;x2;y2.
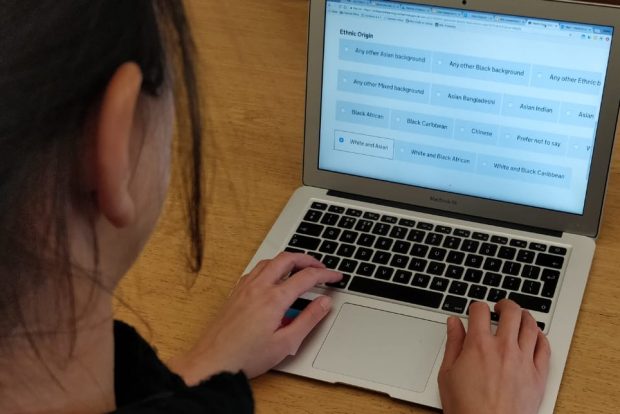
244;0;620;412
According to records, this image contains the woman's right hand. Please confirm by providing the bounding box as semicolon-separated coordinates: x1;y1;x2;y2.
438;300;551;414
169;252;342;385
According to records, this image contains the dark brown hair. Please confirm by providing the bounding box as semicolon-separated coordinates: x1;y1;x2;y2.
0;0;203;352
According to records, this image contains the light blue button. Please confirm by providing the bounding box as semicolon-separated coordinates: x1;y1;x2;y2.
431;85;501;115
334;131;394;160
499;127;568;156
394;141;476;172
433;52;530;86
391;110;454;139
339;39;432;72
531;65;604;95
477;155;572;188
567;137;595;160
336;101;390;129
560;102;599;127
338;71;430;104
502;94;560;122
454;120;499;145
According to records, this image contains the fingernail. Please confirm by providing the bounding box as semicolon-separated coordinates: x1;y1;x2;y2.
318;296;332;311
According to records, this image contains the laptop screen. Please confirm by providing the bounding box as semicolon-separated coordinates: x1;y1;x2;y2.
318;0;614;215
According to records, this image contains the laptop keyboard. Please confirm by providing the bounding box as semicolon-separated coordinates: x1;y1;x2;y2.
285;201;569;330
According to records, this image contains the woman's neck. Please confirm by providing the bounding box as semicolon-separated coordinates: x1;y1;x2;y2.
0;300;116;413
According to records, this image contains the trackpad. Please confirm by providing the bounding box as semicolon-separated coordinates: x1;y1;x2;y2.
313;304;445;392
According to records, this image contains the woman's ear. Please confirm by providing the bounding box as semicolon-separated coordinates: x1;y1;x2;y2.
92;62;143;228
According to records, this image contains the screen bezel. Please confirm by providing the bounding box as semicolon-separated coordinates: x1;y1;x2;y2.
304;0;620;238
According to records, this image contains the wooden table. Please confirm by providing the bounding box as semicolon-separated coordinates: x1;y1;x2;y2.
114;1;620;412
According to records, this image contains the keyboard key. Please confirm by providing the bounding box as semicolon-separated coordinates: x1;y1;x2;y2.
498;246;517;260
348;277;443;309
429;247;447;261
319;240;338;254
310;202;327;211
529;242;547;252
338;216;356;229
502;276;521;291
483;258;502;272
411;244;429;258
461;239;480;253
427;261;446;276
502;261;522;276
339;230;358;244
491;236;508;245
358;234;376;247
321;213;339;226
393;270;413;285
480;243;498;256
284;247;304;254
446;265;464;279
483;272;502;287
436;225;452;234
354;247;373;261
306;251;323;261
357;262;376;277
464;269;483;283
381;215;398;224
510;239;528;248
304;209;323;223
372;223;391;236
355;219;373;232
375;237;393;251
487;288;507;302
417;222;434;230
454;229;471;238
399;218;416;227
521;265;540;279
322;227;341;240
363;212;380;220
408;258;427;272
372;251;391;265
516;250;535;264
465;254;483;268
322;255;340;269
541;269;560;298
338;259;358;273
473;232;490;241
446;251;465;265
326;273;351;289
443;236;462;250
549;246;567;256
448;281;468;295
329;205;345;214
468;284;488;299
392;240;411;254
536;253;564;269
508;292;552;313
442;295;468;314
375;266;394;280
426;233;444;246
522;280;541;295
345;208;362;217
407;230;426;242
390;254;409;268
431;277;450;292
336;244;356;258
289;234;321;250
389;226;408;239
412;273;431;288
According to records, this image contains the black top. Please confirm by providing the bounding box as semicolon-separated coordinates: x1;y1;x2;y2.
112;320;254;413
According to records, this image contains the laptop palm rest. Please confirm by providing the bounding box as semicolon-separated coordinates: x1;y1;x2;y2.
313;303;446;392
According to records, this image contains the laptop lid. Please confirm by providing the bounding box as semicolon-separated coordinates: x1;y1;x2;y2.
304;0;620;237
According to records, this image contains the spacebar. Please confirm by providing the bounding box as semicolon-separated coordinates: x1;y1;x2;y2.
348;277;443;309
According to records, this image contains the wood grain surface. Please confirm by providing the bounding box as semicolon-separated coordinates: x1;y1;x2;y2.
114;1;620;412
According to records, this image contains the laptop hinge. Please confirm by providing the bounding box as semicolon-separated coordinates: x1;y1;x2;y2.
327;190;564;238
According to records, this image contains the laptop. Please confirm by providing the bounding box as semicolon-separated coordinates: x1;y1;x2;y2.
243;0;620;412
